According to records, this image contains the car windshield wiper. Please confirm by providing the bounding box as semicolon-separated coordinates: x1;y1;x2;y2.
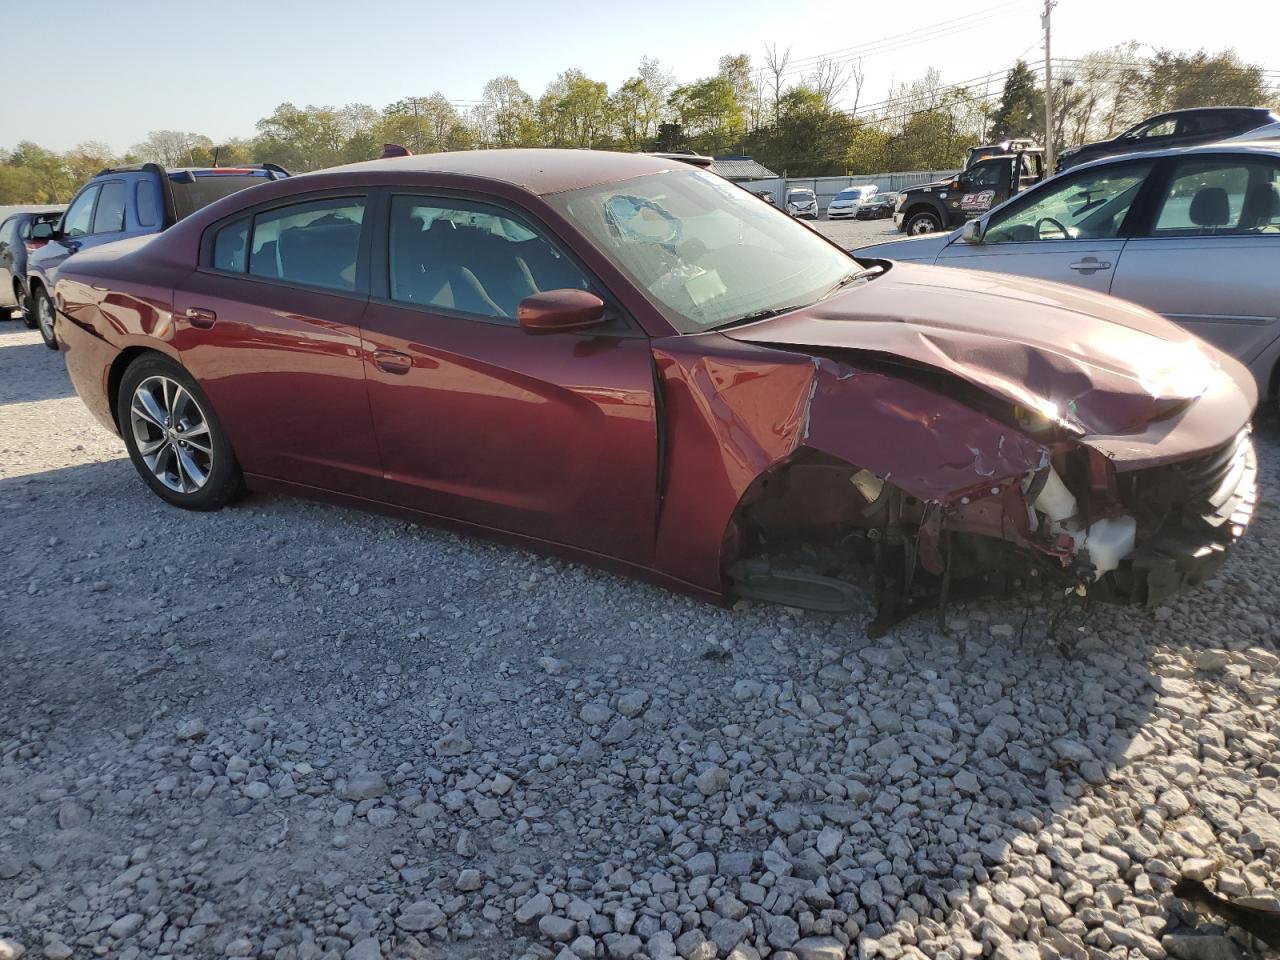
819;266;883;301
711;267;885;331
713;305;808;330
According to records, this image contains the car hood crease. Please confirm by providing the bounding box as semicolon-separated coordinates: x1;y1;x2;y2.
724;262;1252;439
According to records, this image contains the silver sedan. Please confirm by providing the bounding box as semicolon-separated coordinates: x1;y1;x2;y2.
854;140;1280;407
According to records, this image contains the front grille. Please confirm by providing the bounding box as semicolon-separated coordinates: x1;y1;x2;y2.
1102;429;1257;604
1165;429;1256;534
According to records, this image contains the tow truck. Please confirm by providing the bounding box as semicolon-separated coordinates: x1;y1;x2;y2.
894;141;1045;235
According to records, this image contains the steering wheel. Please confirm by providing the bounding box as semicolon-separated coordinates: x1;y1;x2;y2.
1035;217;1069;240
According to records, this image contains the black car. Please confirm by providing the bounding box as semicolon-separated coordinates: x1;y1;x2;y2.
0;208;63;325
1057;107;1279;172
855;194;896;220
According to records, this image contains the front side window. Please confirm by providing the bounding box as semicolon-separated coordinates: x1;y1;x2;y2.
388;196;590;320
983;162;1152;243
92;181;127;234
62;185;100;239
1122;118;1176;141
248;197;366;292
1151;158;1280;236
549;169;860;333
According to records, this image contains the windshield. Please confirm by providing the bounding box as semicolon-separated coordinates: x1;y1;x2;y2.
788;190;814;200
836;189;865;200
548;169;860;333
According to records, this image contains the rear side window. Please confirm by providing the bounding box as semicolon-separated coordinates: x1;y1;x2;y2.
136;181;159;227
63;185;100;238
212;217;249;272
171;173;271;221
1152;158;1280;236
92;181;127;234
248;198;366;292
0;218;16;247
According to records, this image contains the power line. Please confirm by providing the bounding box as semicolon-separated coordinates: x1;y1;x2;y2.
772;0;1030;78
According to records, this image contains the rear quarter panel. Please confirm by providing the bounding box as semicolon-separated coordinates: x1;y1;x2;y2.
54;236;188;431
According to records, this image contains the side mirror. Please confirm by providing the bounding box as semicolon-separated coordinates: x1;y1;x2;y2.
518;288;606;334
949;179;963;191
961;219;985;244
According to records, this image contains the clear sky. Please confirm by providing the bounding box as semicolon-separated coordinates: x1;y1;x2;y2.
3;0;1276;154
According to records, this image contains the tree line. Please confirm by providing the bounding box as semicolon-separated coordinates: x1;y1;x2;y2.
2;46;1274;204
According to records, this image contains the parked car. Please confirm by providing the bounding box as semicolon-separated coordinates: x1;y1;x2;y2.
895;146;1045;235
785;188;819;219
0;208;63;325
827;185;878;220
1230;121;1280;142
753;190;776;205
855;140;1280;408
1056;107;1279;172
53;150;1256;627
28;162;289;350
855;193;897;220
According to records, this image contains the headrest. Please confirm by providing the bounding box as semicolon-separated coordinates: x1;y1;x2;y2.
1189;186;1230;227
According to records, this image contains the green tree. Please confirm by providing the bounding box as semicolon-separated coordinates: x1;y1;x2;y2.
538;70;611;148
0;164;48;204
5;142;73;201
477;77;538;147
669;76;745;153
1138;48;1271;112
988;60;1041;140
62;141;117;186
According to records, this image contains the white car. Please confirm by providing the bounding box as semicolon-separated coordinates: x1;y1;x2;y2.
785;189;819;220
827;185;878;220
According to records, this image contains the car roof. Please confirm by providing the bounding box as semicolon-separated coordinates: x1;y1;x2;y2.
325;149;683;196
1063;138;1280;174
1151;105;1272;117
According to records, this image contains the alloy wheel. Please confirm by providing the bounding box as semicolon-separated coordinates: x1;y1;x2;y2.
129;376;215;494
37;292;55;340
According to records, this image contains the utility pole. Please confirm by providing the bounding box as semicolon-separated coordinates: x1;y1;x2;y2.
1042;0;1056;172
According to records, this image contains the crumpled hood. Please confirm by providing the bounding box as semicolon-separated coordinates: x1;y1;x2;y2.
725;262;1248;438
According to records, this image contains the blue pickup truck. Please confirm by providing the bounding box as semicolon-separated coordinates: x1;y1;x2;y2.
28;162;289;348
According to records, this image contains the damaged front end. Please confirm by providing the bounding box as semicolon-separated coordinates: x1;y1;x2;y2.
715;354;1257;636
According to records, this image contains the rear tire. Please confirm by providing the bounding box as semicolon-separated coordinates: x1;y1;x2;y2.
906;210;943;235
13;280;33;326
34;285;57;348
116;354;245;511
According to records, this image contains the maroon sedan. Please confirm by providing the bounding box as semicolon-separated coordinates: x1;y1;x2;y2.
54;150;1257;631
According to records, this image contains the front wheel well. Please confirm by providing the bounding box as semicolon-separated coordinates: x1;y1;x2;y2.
904;203;942;222
107;347;167;431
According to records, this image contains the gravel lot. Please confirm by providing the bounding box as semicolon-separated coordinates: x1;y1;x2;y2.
810;218;900;249
2;320;1279;960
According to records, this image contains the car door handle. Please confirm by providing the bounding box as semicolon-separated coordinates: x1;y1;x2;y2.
373;349;413;374
1068;257;1112;273
185;307;217;329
